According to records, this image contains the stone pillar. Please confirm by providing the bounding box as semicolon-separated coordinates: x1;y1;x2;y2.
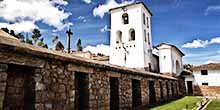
89;71;109;110
34;68;45;110
176;82;180;96
141;78;149;106
155;80;161;102
119;75;132;110
168;81;172;100
0;64;8;110
69;71;75;110
173;82;177;97
162;81;167;101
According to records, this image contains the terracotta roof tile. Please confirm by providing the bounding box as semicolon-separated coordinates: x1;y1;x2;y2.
193;63;220;70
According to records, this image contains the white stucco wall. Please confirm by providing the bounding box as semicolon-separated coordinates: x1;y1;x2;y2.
171;48;183;75
158;46;172;73
193;70;220;86
109;4;153;69
158;44;183;75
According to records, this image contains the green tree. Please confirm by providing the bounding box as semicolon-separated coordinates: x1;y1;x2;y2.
76;38;83;51
32;29;41;45
52;35;59;43
17;33;25;42
9;30;17;38
25;36;33;45
52;35;64;51
1;28;9;33
183;64;193;72
43;44;48;49
37;38;44;47
55;41;64;51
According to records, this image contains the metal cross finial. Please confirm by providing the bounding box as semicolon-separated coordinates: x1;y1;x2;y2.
66;29;73;53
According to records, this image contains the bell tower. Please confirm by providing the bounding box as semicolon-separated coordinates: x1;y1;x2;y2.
109;2;153;70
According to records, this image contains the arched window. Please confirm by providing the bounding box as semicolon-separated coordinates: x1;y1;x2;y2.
129;29;135;41
116;31;122;43
147;33;150;45
144;29;147;42
143;13;146;25
122;13;129;24
176;60;180;74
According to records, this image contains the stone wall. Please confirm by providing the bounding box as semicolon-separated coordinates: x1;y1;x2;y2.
0;64;7;110
193;85;220;97
0;36;185;110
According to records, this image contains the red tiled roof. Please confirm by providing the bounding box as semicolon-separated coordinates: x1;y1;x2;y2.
193;63;220;70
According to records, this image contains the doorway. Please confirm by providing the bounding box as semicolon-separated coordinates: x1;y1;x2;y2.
187;81;193;94
110;77;119;110
132;79;141;110
149;81;156;104
3;64;36;110
75;72;89;110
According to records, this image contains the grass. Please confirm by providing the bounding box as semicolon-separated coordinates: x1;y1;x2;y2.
146;96;202;110
206;99;220;110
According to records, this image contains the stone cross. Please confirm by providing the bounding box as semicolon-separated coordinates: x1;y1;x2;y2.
66;29;73;53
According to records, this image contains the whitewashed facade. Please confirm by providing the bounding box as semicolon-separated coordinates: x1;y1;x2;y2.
193;70;220;86
157;43;184;75
109;3;153;70
109;2;184;76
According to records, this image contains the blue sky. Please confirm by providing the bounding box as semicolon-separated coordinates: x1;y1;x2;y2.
0;0;220;65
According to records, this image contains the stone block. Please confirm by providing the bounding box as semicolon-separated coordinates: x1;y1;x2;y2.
36;82;45;91
0;83;6;92
0;72;7;82
0;64;8;72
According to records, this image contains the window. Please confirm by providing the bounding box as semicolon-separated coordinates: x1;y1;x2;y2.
148;63;152;72
116;31;122;43
143;13;146;25
122;13;129;24
129;29;135;41
147;33;150;45
144;30;147;42
201;70;208;75
146;17;149;28
202;83;208;86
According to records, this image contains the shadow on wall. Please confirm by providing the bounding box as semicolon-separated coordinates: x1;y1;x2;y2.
193;85;220;97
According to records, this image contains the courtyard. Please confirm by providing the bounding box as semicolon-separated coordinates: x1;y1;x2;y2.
146;96;202;110
205;99;220;110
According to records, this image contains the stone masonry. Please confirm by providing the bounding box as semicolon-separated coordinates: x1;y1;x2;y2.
0;35;186;110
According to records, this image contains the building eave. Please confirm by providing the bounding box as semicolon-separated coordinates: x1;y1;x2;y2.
109;2;153;16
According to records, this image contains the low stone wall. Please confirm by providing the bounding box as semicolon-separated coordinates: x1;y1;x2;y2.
0;36;185;110
194;85;220;97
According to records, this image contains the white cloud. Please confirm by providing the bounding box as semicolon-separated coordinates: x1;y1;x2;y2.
182;39;209;48
0;21;38;33
100;25;110;32
0;0;71;32
78;16;85;20
83;44;110;56
205;6;220;15
182;37;220;48
210;37;220;43
77;16;87;22
82;0;92;4
93;0;134;18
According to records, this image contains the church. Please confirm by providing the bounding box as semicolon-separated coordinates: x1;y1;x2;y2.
109;2;184;77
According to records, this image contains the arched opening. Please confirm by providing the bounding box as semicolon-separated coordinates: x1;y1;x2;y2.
116;31;122;43
129;29;135;41
122;13;129;24
176;60;180;74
